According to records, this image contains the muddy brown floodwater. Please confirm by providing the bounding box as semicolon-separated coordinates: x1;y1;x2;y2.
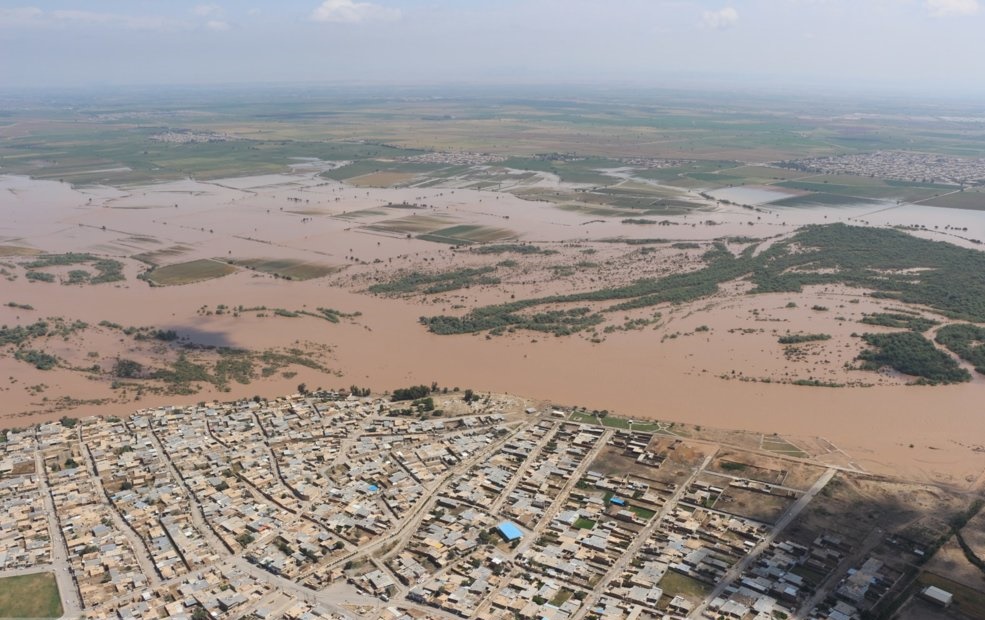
3;172;985;487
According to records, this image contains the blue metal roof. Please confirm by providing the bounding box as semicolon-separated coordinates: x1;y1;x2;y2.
610;497;626;506
496;521;523;541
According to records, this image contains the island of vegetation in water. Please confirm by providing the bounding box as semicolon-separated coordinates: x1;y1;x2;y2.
418;224;985;336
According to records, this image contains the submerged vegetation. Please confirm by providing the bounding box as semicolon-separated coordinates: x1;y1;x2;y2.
858;332;970;384
778;333;831;345
369;266;500;295
860;312;940;332
418;224;985;337
936;324;985;374
22;253;125;285
470;244;552;256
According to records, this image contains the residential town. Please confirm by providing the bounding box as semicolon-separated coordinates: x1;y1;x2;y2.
776;151;985;186
0;391;972;620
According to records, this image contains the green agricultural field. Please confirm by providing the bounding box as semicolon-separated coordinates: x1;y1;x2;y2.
334;208;390;220
322;160;442;181
498;156;624;185
132;244;194;266
922;190;985;210
366;214;457;234
226;258;338;281
776;175;955;200
5;89;985;192
418;224;516;244
0;572;63;618
144;259;238;286
770;192;880;207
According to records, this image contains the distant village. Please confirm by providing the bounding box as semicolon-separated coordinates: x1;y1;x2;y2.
777;151;985;186
0;390;968;620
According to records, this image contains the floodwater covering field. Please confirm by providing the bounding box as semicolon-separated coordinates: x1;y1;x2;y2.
3;168;985;488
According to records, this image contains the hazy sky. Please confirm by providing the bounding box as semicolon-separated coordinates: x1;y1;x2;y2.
1;0;983;94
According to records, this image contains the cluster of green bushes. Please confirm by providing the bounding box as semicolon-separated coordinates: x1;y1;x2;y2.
0;321;50;346
422;305;603;337
420;225;985;340
22;253;124;285
213;352;255;386
860;312;939;332
25;271;55;282
421;243;743;335
749;225;985;322
15;349;57;370
858;331;970;384
471;244;550;255
312;307;360;323
109;347;323;393
391;385;431;401
936;324;985;374
778;333;831;344
369;266;500;295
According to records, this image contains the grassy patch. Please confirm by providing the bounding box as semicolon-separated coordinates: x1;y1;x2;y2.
143;259;238;286
627;504;656;520
761;437;809;459
658;570;713;602
0;572;63;618
568;411;660;432
573;517;596;530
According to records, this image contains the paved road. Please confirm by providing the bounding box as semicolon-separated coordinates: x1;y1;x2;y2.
146;423;235;557
572;453;715;620
34;436;84;620
78;435;162;586
489;422;561;515
469;428;613;619
687;467;837;619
